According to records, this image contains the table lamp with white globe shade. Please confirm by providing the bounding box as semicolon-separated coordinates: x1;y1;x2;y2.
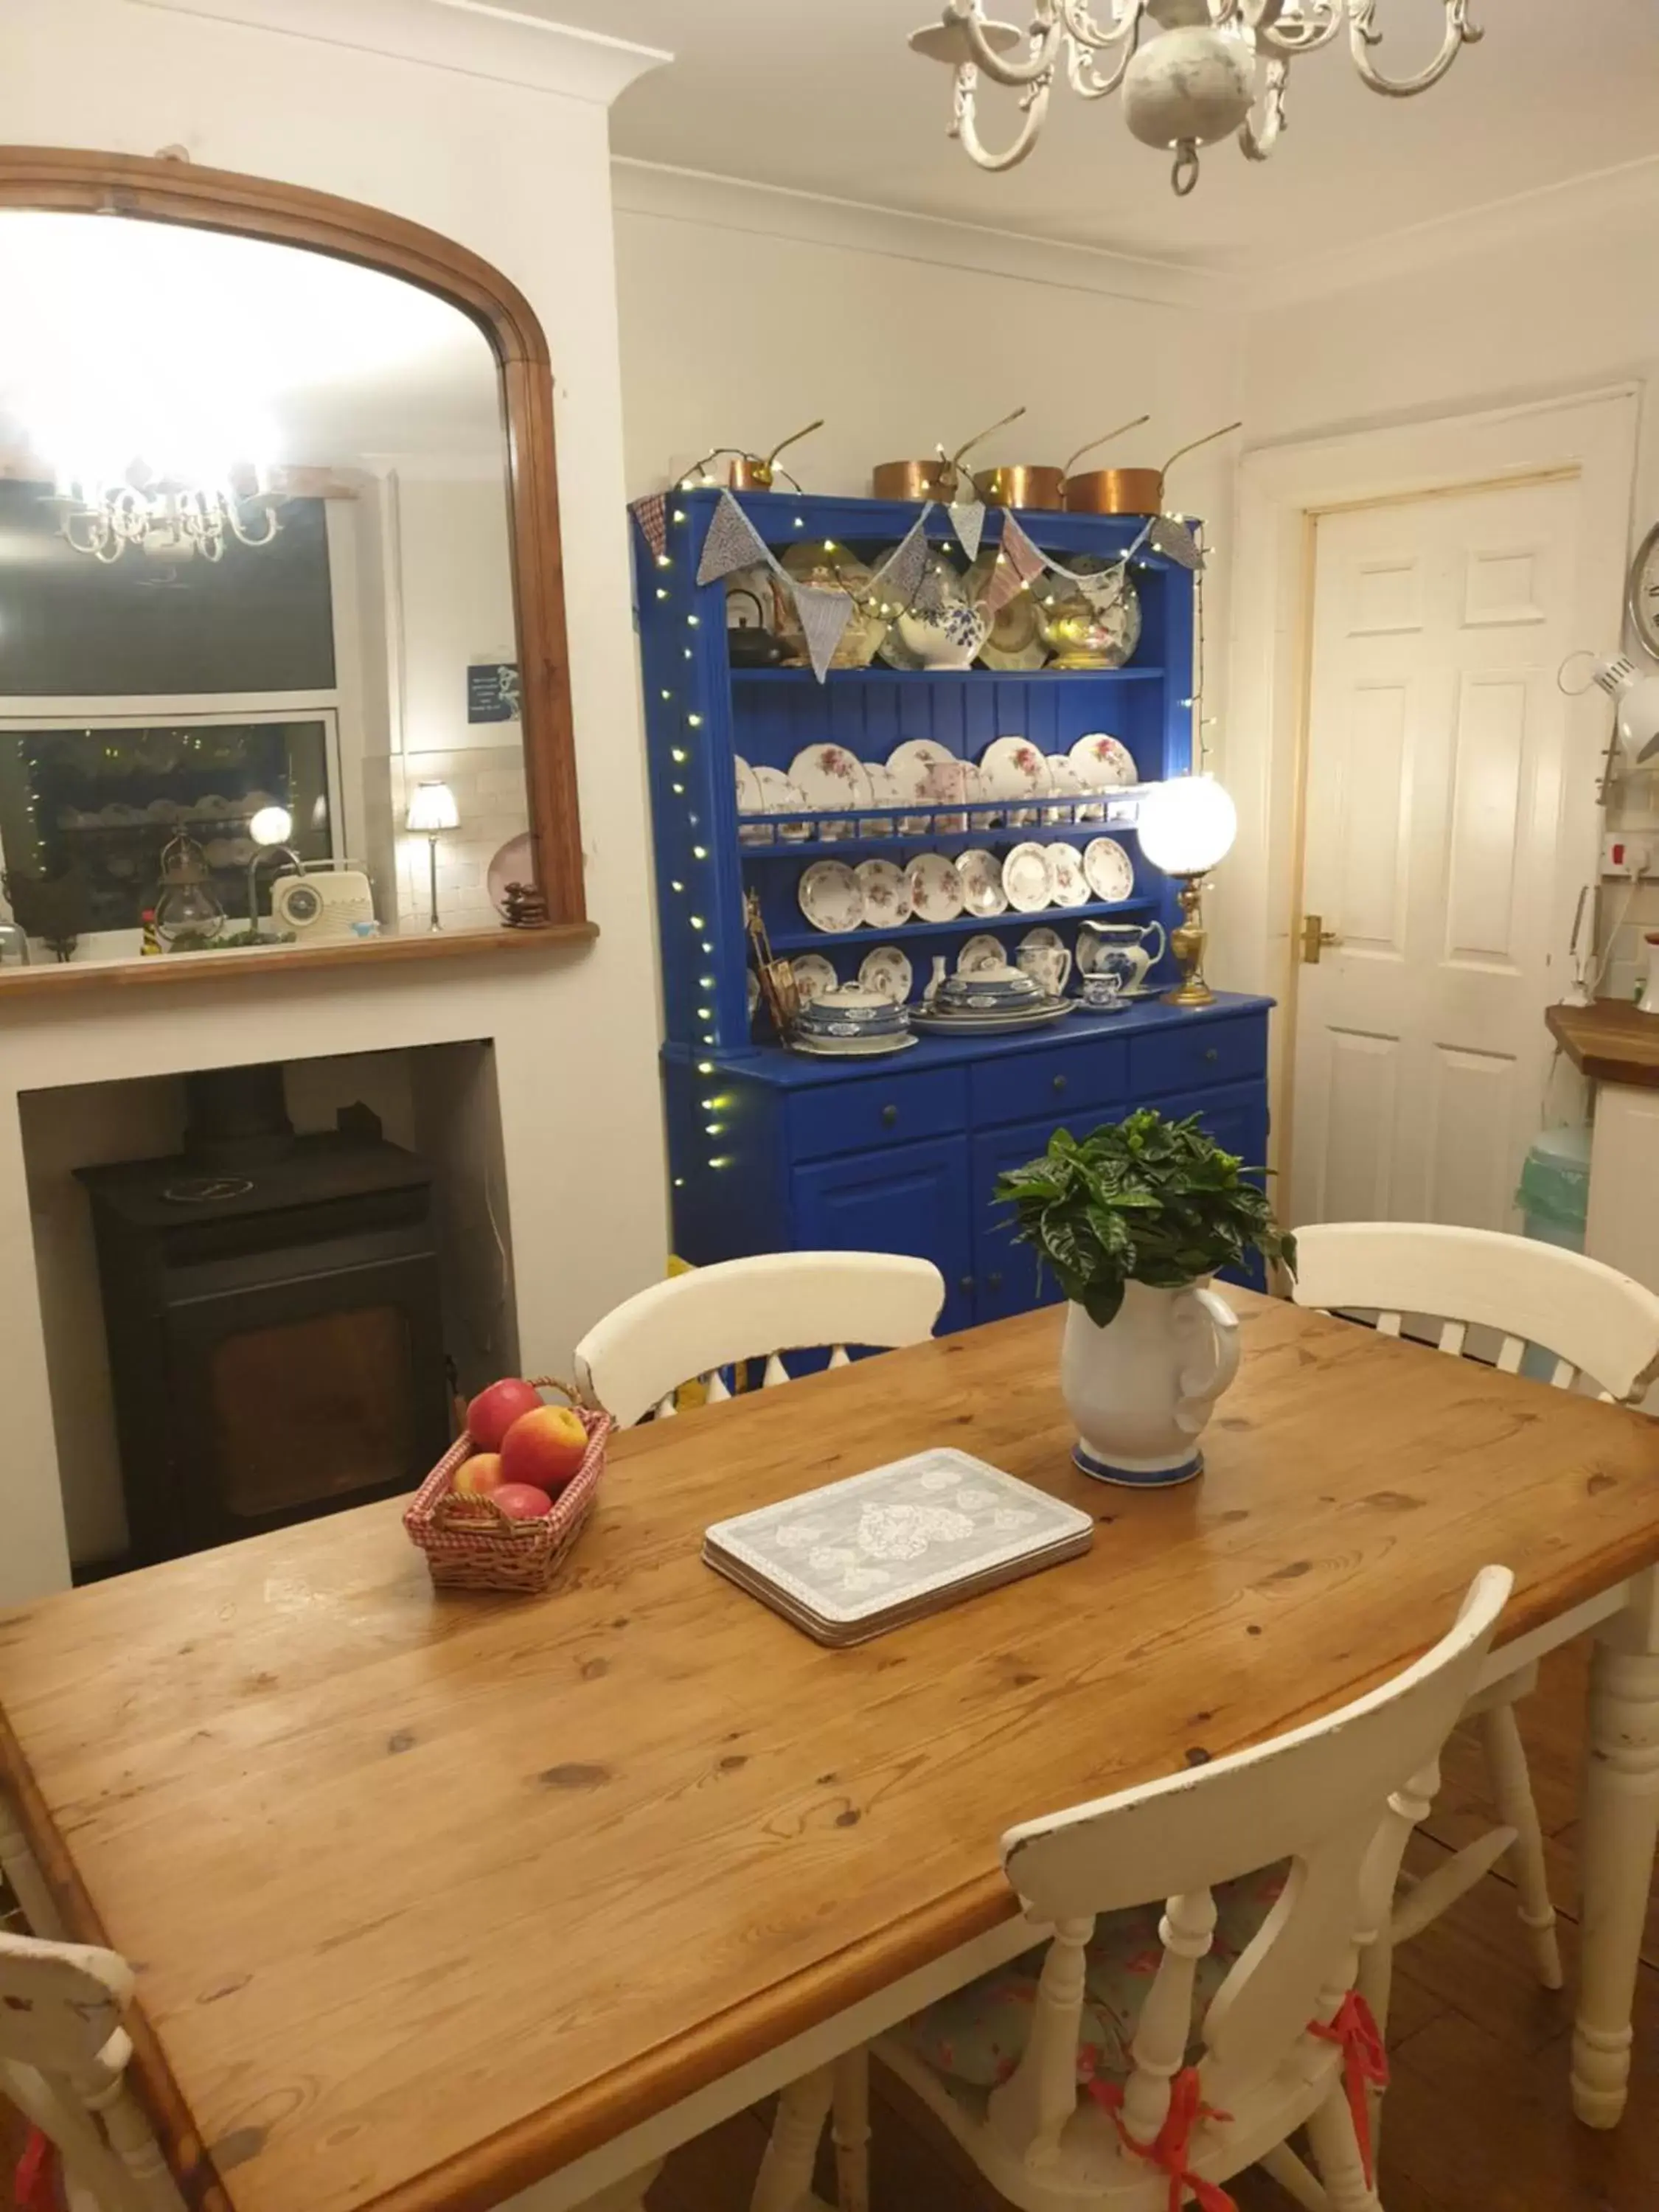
1136;774;1237;1007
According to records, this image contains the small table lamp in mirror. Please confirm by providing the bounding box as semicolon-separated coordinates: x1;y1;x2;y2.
246;804;297;942
407;781;459;933
1136;773;1237;1007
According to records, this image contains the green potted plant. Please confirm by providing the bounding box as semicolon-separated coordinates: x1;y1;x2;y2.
996;1108;1295;1487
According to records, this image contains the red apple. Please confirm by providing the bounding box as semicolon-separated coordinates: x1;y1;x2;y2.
500;1404;588;1494
451;1451;503;1500
466;1377;543;1451
492;1481;553;1521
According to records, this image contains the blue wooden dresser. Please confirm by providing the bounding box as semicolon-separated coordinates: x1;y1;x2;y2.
636;488;1272;1325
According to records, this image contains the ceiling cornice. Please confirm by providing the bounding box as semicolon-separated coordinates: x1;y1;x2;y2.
1248;150;1659;310
610;157;1232;316
130;0;670;105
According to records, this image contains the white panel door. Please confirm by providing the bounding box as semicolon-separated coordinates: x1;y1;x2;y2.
1290;477;1581;1232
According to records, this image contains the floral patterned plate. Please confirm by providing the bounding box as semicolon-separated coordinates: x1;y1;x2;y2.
905;851;966;923
859;945;914;1004
1044;753;1087;824
959;933;1008;975
789;742;874;813
1002;842;1055;914
860;759;901;832
798;860;864;934
1048;843;1090;908
1082;835;1136;903
754;765;810;842
790;952;839;1004
1069;732;1138;790
734;756;764;815
979;735;1051;818
956;849;1009;918
855;858;912;928
1019;925;1066;960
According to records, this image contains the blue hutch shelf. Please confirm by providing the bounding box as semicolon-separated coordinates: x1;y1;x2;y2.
635;488;1271;1330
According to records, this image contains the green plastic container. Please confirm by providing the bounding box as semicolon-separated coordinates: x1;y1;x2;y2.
1515;1124;1591;1253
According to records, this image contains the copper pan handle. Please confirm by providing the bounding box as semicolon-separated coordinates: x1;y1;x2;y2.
1061;414;1151;479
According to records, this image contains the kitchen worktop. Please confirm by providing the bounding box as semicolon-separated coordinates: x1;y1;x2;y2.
1547;999;1659;1088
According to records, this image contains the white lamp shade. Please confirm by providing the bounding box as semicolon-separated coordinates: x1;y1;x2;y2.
248;804;293;846
1136;774;1237;877
1616;674;1659;764
407;780;459;832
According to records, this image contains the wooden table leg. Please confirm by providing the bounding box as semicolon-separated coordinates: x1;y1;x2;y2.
1573;1571;1659;2128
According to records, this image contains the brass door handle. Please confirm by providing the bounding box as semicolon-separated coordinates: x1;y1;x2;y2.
1300;914;1339;964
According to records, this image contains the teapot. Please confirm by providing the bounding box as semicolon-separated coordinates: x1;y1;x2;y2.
725;582;787;669
1079;917;1166;995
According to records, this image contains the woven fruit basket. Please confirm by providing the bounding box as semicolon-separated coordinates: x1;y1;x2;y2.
403;1378;612;1594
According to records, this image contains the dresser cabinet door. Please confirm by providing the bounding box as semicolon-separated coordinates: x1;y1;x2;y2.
970;1117;1074;1325
793;1136;975;1334
1150;1081;1272;1289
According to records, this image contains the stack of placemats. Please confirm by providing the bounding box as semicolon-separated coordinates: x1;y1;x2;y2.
703;1448;1094;1646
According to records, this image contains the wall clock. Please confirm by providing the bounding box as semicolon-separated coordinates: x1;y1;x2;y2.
1629;521;1659;658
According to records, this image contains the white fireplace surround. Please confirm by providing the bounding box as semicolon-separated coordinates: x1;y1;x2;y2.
0;0;672;1603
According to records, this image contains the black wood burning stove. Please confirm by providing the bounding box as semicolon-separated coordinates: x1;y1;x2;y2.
78;1065;450;1563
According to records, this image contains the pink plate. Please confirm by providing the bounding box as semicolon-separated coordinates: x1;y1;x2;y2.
487;832;535;917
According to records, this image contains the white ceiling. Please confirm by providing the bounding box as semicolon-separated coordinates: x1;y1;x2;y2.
554;0;1659;276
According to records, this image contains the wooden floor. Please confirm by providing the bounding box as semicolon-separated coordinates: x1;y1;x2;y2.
4;1640;1656;2210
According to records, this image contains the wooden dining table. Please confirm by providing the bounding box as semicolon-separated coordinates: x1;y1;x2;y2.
2;1291;1658;2212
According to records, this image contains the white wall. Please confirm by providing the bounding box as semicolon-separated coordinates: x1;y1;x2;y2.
611;170;1245;724
0;0;670;1603
1239;187;1659;997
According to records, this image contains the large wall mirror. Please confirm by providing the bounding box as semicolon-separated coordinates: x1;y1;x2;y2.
0;148;587;994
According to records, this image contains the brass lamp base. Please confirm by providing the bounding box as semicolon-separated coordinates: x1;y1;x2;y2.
1162;874;1214;1007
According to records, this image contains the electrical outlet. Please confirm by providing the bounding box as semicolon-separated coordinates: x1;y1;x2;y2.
1601;832;1653;878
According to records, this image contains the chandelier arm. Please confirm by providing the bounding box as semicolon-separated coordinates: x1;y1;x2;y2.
952;63;1054;170
1237;55;1290;160
1253;8;1345;58
1063;8;1147;99
1346;0;1481;96
229;499;283;549
940;0;1065;88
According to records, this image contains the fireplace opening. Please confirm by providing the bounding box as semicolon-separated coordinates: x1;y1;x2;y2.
21;1043;515;1574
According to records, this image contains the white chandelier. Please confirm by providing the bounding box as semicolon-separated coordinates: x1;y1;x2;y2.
50;467;285;565
910;0;1481;195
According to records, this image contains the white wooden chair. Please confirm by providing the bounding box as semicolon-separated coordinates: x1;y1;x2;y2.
572;1251;947;1427
773;1567;1510;2212
572;1250;945;2212
1290;1220;1659;1993
1;1786;64;1939
0;1930;184;2212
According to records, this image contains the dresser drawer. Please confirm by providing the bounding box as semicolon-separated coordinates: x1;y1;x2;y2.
789;1066;968;1163
1128;1016;1267;1099
969;1033;1130;1130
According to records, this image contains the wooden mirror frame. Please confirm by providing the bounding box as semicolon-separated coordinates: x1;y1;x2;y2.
0;146;593;1001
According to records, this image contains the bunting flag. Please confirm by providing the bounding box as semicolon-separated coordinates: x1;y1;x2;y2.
999;514;1050;588
628;492;667;560
793;584;857;682
980;549;1030;617
947;494;986;565
1147;514;1206;571
870;510;931;609
695;490;771;585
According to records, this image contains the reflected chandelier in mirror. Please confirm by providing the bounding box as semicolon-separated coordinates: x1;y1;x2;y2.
0;146;588;994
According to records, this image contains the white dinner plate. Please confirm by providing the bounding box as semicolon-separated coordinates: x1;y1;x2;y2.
855;858;912;928
754;765;810;841
1082;836;1136;903
956;849;1009;918
789;743;874;815
905;851;966;923
1048;844;1090;908
1002;842;1055;914
859;945;914;1004
1069;733;1138;790
734;756;764;815
790;1031;919;1058
1044;754;1086;824
1018;925;1065;959
790;953;839;1004
958;933;1006;975
979;735;1051;810
798;860;863;933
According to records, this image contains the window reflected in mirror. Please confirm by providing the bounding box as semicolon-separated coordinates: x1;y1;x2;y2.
0;211;533;967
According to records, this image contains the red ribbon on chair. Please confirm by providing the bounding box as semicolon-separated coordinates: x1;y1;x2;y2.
1309;1990;1389;2187
1087;2065;1237;2212
14;2128;60;2212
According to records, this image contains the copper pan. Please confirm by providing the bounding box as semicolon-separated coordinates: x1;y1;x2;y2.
726;419;824;493
1064;420;1242;515
873;404;1025;504
973;416;1149;513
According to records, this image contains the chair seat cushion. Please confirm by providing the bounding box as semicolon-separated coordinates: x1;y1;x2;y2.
891;1864;1289;2093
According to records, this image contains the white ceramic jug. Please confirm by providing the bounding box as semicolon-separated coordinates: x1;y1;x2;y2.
1060;1279;1240;1486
